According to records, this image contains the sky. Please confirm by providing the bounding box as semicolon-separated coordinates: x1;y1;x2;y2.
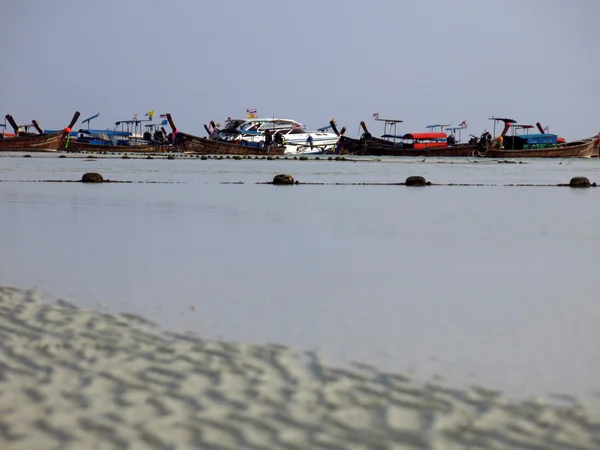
0;0;598;140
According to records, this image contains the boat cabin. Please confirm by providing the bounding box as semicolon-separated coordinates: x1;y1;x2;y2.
502;133;559;150
76;129;132;146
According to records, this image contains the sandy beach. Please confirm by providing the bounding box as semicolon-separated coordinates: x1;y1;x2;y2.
0;285;598;449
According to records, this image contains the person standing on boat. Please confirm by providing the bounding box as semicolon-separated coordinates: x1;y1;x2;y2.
307;134;314;150
210;123;220;140
264;130;272;153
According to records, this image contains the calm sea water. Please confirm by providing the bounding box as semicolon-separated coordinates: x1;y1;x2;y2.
1;153;600;409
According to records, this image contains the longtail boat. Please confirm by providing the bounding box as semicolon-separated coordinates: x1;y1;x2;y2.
165;113;285;155
336;118;477;157
61;129;170;153
475;117;598;158
59;112;172;153
0;112;80;152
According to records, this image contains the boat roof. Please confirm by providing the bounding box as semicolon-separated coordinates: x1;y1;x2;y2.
374;118;403;123
488;116;517;123
229;118;303;125
115;120;143;126
317;125;334;132
426;123;452;128
511;124;534;129
403;132;447;140
77;129;131;136
445;126;466;132
81;113;100;124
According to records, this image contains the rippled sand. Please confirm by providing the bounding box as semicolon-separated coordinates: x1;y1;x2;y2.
0;285;598;449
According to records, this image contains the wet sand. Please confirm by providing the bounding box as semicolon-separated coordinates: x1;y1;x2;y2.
0;285;599;450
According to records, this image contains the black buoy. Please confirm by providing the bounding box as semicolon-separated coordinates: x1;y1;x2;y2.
272;174;295;185
405;176;428;186
81;172;104;183
569;177;591;188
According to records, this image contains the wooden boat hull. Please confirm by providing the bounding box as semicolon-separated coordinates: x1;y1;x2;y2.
0;130;66;152
480;138;597;158
338;136;476;157
174;132;285;156
62;140;170;153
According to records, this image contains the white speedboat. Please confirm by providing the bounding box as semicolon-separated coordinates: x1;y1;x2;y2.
217;118;339;155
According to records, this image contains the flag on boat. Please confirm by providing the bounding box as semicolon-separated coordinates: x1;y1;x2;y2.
459;120;468;127
145;110;155;120
373;112;379;119
159;113;167;119
246;107;257;118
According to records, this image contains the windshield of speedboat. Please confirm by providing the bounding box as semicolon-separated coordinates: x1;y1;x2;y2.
240;121;261;132
257;121;295;133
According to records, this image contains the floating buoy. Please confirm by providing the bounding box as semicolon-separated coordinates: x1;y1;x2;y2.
272;174;295;185
81;172;104;183
569;176;592;188
405;176;428;186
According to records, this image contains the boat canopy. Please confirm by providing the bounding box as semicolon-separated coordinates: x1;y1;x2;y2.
510;133;558;145
77;129;131;137
502;133;559;149
115;120;142;126
403;132;447;140
375;118;403;123
489;117;517;123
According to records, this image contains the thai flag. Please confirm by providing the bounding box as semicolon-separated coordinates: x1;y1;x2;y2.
159;114;167;119
459;120;467;127
246;108;257;114
373;112;379;119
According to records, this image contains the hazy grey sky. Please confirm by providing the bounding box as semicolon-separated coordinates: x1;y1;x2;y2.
1;0;598;140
